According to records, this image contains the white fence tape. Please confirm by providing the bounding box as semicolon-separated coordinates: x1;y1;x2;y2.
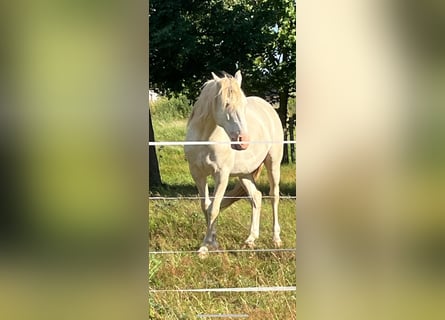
149;195;296;200
148;248;296;255
197;314;249;318
150;286;296;293
148;140;296;146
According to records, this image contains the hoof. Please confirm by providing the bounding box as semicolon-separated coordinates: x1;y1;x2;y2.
243;240;256;249
198;246;209;259
273;239;282;248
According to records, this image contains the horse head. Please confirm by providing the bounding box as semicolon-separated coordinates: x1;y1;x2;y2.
211;71;250;150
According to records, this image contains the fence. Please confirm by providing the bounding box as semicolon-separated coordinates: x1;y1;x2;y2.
148;139;296;317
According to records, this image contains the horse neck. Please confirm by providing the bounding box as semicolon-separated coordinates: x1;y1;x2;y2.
189;82;221;140
188;113;218;140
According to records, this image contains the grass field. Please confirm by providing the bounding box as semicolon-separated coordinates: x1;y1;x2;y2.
149;117;296;319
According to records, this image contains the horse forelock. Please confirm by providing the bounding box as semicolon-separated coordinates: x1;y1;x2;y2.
216;77;245;113
187;74;245;126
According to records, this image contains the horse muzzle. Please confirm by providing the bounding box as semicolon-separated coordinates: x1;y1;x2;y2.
231;134;250;150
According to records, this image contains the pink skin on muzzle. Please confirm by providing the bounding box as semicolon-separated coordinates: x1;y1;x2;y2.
231;133;250;150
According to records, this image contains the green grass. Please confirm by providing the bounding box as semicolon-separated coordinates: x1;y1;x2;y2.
149;117;296;319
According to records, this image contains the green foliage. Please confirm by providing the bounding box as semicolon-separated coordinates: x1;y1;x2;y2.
149;0;296;100
149;255;162;285
149;95;192;121
246;0;296;96
288;96;296;116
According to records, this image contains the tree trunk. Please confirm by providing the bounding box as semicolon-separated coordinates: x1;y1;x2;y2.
149;109;162;187
289;114;296;163
278;89;289;164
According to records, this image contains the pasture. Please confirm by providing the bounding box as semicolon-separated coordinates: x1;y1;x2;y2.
149;107;296;318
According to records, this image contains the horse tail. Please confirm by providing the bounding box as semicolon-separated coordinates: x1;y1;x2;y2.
220;163;264;210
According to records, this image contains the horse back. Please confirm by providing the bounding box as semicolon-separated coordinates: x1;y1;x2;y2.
245;96;283;143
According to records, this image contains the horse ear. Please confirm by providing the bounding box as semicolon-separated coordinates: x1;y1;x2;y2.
211;72;220;81
234;70;242;86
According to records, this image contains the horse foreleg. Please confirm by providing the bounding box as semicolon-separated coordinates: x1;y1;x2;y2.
200;182;211;222
199;171;229;256
240;176;262;248
190;169;211;218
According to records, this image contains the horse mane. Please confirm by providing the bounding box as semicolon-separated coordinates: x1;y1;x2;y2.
188;73;246;126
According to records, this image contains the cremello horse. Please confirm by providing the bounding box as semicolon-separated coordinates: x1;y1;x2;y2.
184;71;283;256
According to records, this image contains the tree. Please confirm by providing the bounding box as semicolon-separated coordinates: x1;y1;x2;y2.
244;0;296;163
149;0;273;98
149;0;296;161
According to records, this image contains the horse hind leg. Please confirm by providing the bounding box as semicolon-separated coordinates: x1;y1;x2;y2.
220;164;263;210
239;176;262;248
220;181;245;210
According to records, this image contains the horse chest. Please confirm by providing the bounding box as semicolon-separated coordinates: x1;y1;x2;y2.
205;148;234;171
186;146;235;175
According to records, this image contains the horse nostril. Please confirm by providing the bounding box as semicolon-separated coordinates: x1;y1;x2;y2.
230;133;249;150
237;134;250;150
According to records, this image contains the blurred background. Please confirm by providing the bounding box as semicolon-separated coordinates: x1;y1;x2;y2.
1;0;147;319
297;0;445;319
1;0;445;319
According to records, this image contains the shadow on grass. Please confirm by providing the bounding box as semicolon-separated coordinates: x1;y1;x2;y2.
256;181;296;197
150;180;295;198
149;183;198;197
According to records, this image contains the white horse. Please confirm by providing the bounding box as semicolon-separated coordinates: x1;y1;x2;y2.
184;71;283;256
